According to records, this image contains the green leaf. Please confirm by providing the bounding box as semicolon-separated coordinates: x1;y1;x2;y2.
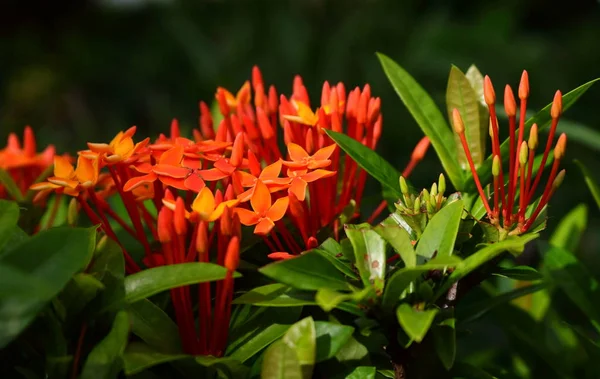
492;266;543;281
259;251;350;292
125;262;240;304
468;78;600;192
60;273;105;317
80;310;130;379
0;169;24;202
325;129;401;199
396;304;438;343
128;299;182;353
0;227;96;347
334;335;369;362
465;65;489;142
282;316;316;378
373;224;416;268
196;355;249;378
377;52;463;190
0;200;21;252
233;284;317;307
550;203;587;252
416;200;463;259
451;362;498;379
261;340;303;379
447;65;483;168
434;234;539;300
574;160;600;210
314;321;354;362
433;315;456;370
123;342;187;375
346;366;376;379
88;238;125;313
344;224;386;290
315;287;373;313
313;249;359;280
382;256;462;311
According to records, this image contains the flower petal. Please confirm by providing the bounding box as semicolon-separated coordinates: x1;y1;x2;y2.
123;173;157;191
30;181;61;191
214;159;236;175
87;143;112;154
184;174;205;192
266;196;289;222
287;143;309;162
53;156;75;179
301;169;336;183
235;208;260;225
159;145;184;166
311;144;337;162
192;187;216;216
251;180;271;214
75;156;99;186
159;175;187;190
254;218;275;235
199;168;229;181
288;177;307;201
152;164;189;178
259;160;283;179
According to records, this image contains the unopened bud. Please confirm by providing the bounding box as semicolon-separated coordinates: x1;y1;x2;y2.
551;90;562;119
504;85;517;117
452;109;465;134
483;76;496;105
413;197;421;214
518;70;529;100
230;132;245;167
422;189;430;203
429;192;437;207
553;169;566;190
519;141;528;166
96;235;108;254
426;200;435;214
411;136;430;161
157;207;173;243
553;133;567;160
399;176;409;196
67;197;79;226
196;221;208;255
528;124;538;150
430;183;438;197
220;206;233;237
174;197;187;236
224;236;240;271
492;155;501;177
438;174;446;195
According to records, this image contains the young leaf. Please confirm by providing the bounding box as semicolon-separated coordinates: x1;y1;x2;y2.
123;342;188;375
550;204;587;252
325;129;401;199
0;169;25;202
259;251;350;292
261;340;303;379
233;283;317;307
282;317;317;378
574;160;600;210
377;52;464;190
396;303;438;343
447;65;483;168
314;321;354;362
491;266;543;281
128;299;182;354
346;366;376;379
124;263;240;304
415;200;464;259
80;310;130;379
467;78;600;192
345;224;386;291
0;227;96;348
373;224;416;268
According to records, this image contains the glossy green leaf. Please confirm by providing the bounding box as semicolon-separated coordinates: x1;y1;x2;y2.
550;204;587;252
325;129;401;199
314;321;354;362
233;283;316;307
88;238;125;313
415;199;464;259
465;65;489;146
282;316;316;378
492;266;543;281
396;303;438;343
123;342;187;375
128;299;182;353
468;78;600;192
382;256;462;311
575;160;600;210
435;233;539;300
0;200;21;252
334;335;369;362
261;340;303;379
373;224;416;268
315;287;373;313
0;169;24;202
259;251;349;292
346;366;376;379
125;263;240;304
313;249;358;280
196;355;249;378
447;65;483;168
80;310;130;379
433;315;456;370
345;224;386;290
377;52;463;190
0;227;96;347
60;273;105;317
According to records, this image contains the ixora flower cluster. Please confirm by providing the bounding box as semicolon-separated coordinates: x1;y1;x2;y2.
0;66;427;356
452;71;566;236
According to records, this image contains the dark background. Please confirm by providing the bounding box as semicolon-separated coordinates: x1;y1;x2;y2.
1;0;599;267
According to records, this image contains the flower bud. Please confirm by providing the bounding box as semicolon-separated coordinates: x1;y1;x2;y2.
504;85;517;117
483;76;496;105
528;124;538;150
452;109;465;134
551;90;562;119
438;174;446;195
518;70;529;100
411;136;430;161
224;236;240;271
426;200;435;215
492;155;501;177
157;207;173;243
429;191;437;207
553;169;566;190
422;189;430;204
196;221;208;255
67;197;79;226
399;176;409;197
430;183;438;197
553;133;567;160
519;141;528;166
413;196;421;214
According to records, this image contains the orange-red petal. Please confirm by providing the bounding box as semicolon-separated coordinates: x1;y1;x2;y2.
301;169;336;183
288;177;307;201
251;180;271;214
235;208;260;225
266;196;289;222
124;173;158;191
254;218;275;235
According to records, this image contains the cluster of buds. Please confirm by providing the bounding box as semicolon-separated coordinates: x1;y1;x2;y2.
452;71;566;235
20;66;435;356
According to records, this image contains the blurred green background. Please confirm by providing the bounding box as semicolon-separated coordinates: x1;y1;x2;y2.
1;0;599;265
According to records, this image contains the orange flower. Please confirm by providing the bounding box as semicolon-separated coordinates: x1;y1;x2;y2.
218;81;252;110
236;160;291;202
0;126;55;170
282;100;319;126
199;132;247;181
30;155;99;198
286;168;335;201
282;143;336;170
163;187;238;222
124;145;205;192
235;180;289;235
85;126;149;164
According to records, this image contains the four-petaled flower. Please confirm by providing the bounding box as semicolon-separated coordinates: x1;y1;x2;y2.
31;155;99;197
163;187;239;222
236;180;289;235
282;143;337;170
85;126;149;164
